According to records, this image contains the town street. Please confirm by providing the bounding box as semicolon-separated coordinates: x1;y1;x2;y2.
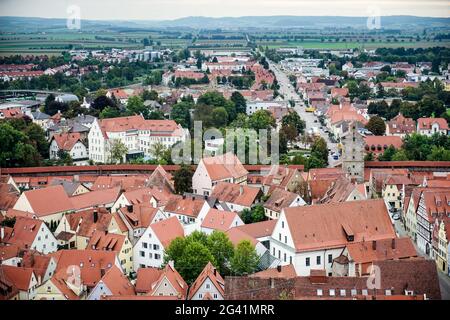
266;58;340;166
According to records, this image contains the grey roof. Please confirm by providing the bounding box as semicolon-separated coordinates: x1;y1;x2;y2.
69;122;90;133
144;100;162;109
74;114;96;124
56;94;79;103
50;179;82;196
31;111;50;120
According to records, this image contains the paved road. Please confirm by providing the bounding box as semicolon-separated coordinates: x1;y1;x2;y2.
266;59;340;166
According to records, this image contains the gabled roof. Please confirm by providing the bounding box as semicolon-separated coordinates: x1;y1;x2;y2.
18;185;74;216
201;209;241;232
2;216;45;249
118;203;162;230
320;176;366;204
264;187;302;213
201;152;248;181
62;208;112;238
135;264;187;298
283;199;396;252
97;266;135;296
50;249;118;288
188;262;225;299
0;183;19;211
70;187;121;211
235;220;277;239
21;251;54;281
417;118;449;130
0;265;34;291
211;182;261;207
164;195;205;218
150;216;184;248
147;165;174;192
91;175;150;191
51;132;83;151
225;227;259;247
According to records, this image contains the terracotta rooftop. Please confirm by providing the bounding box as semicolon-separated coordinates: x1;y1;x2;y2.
264;187;303;213
211;182;261;207
188;262;225;299
202;152;248;181
150;216;184;248
201;208;241;232
283;199;396;252
16;185;74;217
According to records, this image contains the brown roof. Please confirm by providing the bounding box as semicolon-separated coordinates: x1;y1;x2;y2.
118;203;162;230
3;216;45;249
417;117;449;131
50;249;118;288
98;266;135;296
211;182;261;207
70;187;121;211
51;132;83;151
320;176;365;204
346;237;418;265
150;216;184;248
235;220;277;239
202;152;248;181
20;185;74;216
0;265;34;291
21;251;54;281
201;209;241;232
136;264;187;298
188;262;225;299
283;199;396;252
62;208;113;238
225;259;441;300
250;264;297;279
164;195;205;218
91;175;150;191
225;227;259;247
87;231;127;253
264;188;302;213
0;183;19;211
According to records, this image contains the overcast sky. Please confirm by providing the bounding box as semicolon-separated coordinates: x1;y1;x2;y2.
0;0;449;20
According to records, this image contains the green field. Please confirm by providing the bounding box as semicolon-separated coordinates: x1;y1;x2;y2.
258;40;450;50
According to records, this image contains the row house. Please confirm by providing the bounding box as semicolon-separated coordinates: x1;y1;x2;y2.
0;265;39;300
416;189;450;258
163;194;212;225
87;266;135;300
200;208;244;235
435;219;450;276
188;262;225;300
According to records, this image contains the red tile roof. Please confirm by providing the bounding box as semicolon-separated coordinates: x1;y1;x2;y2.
51;132;83;151
188;262;225;299
283;199;396;252
417;117;449;131
201;209;241;232
202;152;248;181
70;187;121;211
97;266;135;296
211;182;261;207
19;185;74;217
150;216;184;248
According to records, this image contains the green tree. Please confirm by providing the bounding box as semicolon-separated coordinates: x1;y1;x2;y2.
427;146;450;161
305;155;326;171
0;122;41;167
230;240;259;276
310;137;328;166
365;116;386;136
251;205;266;223
206;231;234;275
100;106;121;119
176;241;216;284
392;149;409;161
173;164;194;194
109;139;128;164
171;101;192;128
378;146;397;161
211;107;229;128
231;91;247;114
248;110;276;131
281;112;305;136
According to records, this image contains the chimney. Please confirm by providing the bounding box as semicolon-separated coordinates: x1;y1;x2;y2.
372;240;377;251
0;227;4;240
168;260;174;269
391;238;396;250
93;210;98;223
213;268;217;276
182;194;186;199
240;185;244;196
270;278;275;289
74;175;79;183
277;265;282;273
127;205;133;213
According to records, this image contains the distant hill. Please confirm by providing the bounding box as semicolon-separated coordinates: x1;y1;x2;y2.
0;15;449;32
